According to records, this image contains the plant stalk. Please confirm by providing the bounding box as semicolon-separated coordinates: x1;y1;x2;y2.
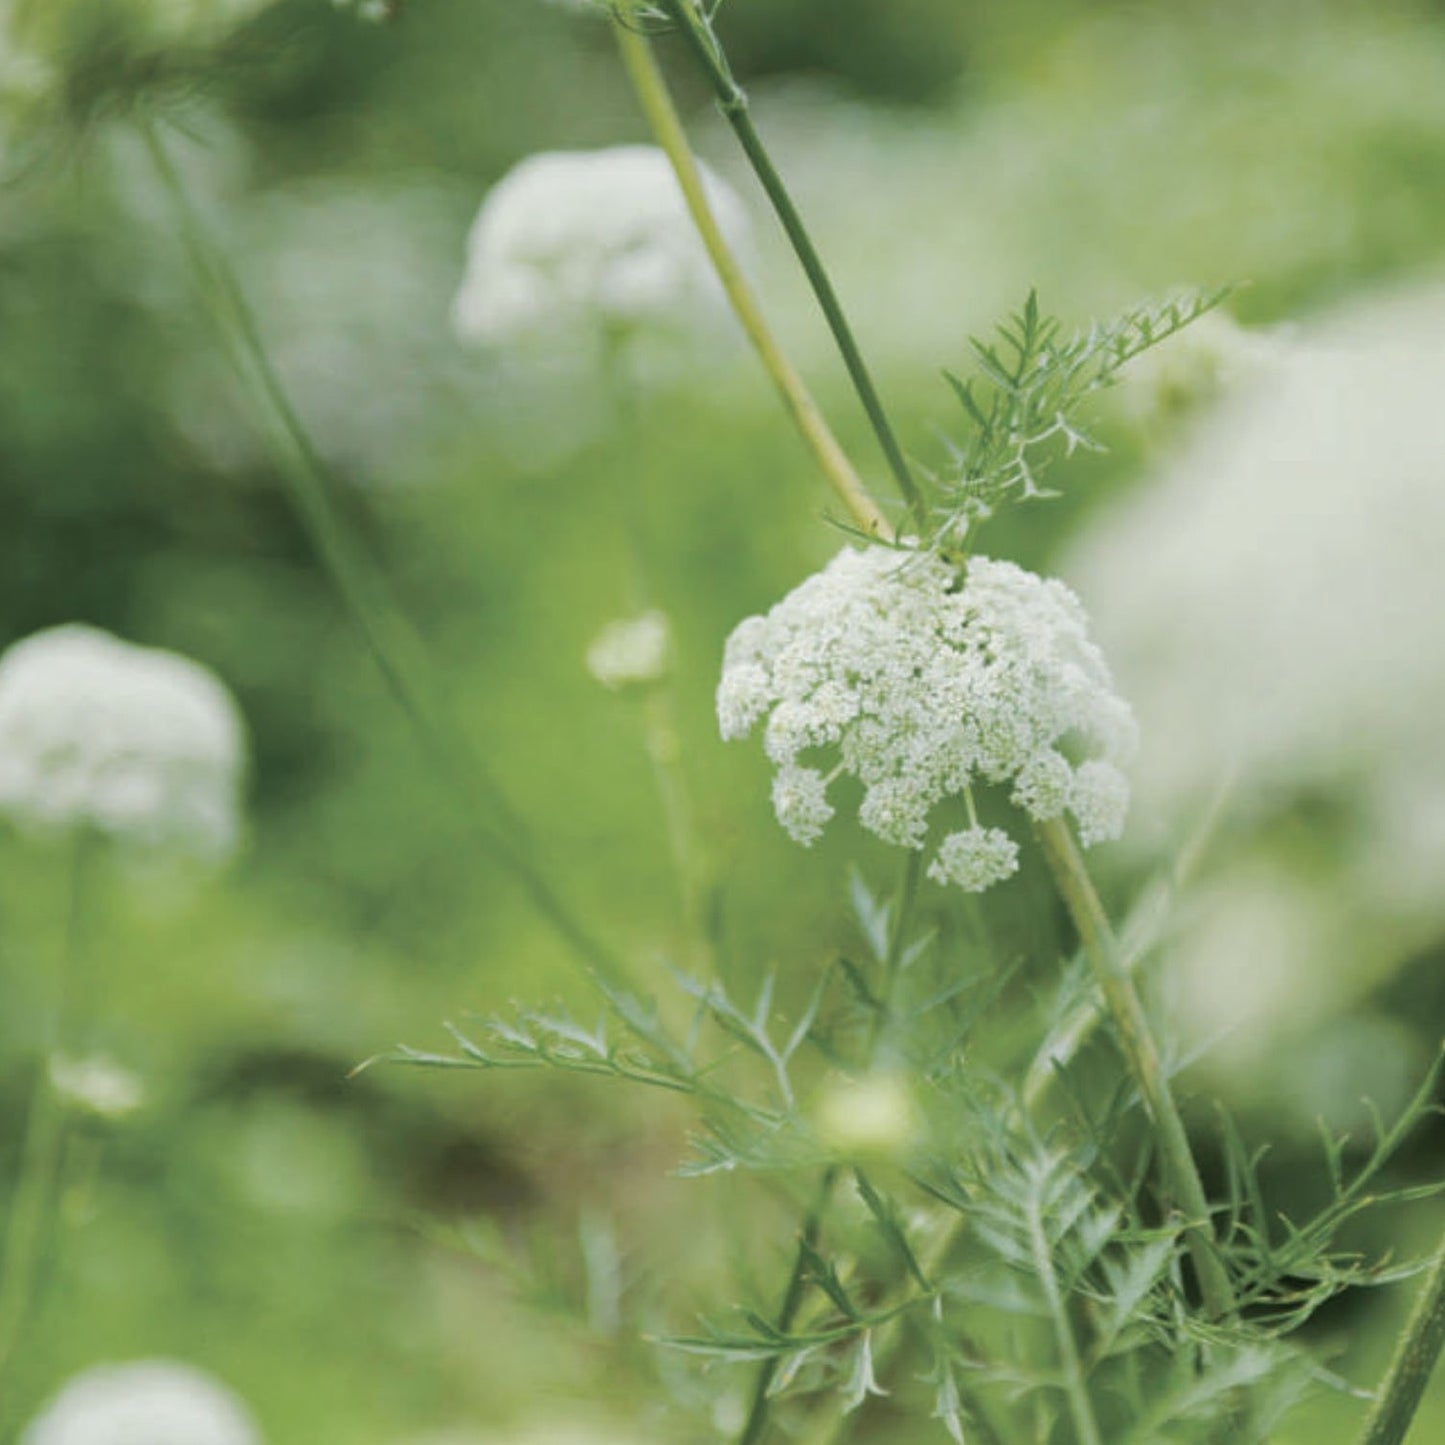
738;1167;838;1445
1035;817;1235;1321
0;839;89;1390
1357;1227;1445;1445
141;117;645;1003
1028;1188;1104;1445
611;17;892;541
652;0;924;525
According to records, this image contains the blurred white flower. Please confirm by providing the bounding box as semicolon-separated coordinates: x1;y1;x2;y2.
814;1072;920;1159
718;546;1135;888
1064;278;1445;1055
452;146;749;350
0;625;246;860
585;610;671;691
20;1360;261;1445
1118;311;1288;430
49;1054;145;1120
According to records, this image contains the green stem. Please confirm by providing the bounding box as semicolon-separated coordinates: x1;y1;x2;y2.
653;0;924;526
1034;817;1235;1321
611;16;892;540
0;839;88;1388
1357;1228;1445;1445
737;1167;839;1445
735;854;923;1445
140;116;645;1003
600;327;705;945
1028;1184;1103;1445
1022;783;1230;1113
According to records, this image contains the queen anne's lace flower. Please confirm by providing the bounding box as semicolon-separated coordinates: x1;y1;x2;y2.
452;146;749;348
20;1361;261;1445
718;546;1136;889
0;625;246;860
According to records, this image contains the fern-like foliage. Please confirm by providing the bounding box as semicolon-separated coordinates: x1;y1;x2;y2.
929;287;1229;546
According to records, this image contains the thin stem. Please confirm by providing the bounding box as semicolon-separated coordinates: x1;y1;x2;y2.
1027;1185;1104;1445
1357;1227;1445;1445
652;0;924;525
738;1167;839;1445
611;17;892;541
1034;818;1236;1321
1022;782;1231;1113
141;116;646;1003
735;851;922;1445
0;838;88;1388
601;327;706;945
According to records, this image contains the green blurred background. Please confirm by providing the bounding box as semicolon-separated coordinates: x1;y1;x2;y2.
3;0;1445;1439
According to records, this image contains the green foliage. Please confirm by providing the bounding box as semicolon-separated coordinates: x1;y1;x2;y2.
401;859;1445;1442
930;287;1230;547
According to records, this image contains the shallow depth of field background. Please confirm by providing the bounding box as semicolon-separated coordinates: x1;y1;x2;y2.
4;0;1445;1440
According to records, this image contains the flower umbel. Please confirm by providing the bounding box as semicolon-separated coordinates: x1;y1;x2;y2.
451;145;749;349
717;546;1135;888
0;625;247;860
20;1361;261;1445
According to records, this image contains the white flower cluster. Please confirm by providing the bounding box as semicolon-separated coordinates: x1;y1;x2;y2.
718;546;1135;889
585;610;671;691
20;1361;261;1445
0;625;246;860
452;146;748;349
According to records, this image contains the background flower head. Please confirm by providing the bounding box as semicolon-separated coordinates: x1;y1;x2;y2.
451;145;749;351
0;624;247;860
20;1360;261;1445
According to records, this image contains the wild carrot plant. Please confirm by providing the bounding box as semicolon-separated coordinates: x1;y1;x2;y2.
13;0;1441;1441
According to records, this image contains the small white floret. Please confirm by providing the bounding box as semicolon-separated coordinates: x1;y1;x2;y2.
771;765;834;846
20;1360;261;1445
0;625;246;860
927;827;1020;892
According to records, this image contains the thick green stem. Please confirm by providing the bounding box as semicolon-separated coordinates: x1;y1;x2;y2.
141;117;646;1003
653;0;924;526
1035;818;1235;1321
611;17;891;540
0;840;88;1388
1357;1229;1445;1445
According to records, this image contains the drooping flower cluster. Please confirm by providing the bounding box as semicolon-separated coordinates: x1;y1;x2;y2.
717;546;1136;889
0;625;247;860
452;146;749;349
20;1361;261;1445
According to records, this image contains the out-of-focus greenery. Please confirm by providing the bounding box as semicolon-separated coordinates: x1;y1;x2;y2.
3;0;1445;1440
